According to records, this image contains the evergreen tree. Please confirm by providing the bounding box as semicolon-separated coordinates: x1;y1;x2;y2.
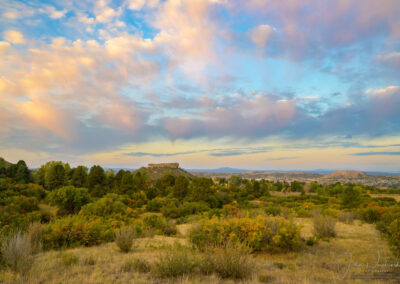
14;160;30;183
71;166;88;187
45;164;65;190
87;165;106;196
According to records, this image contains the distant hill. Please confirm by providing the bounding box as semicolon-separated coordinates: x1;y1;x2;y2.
0;157;13;168
134;163;192;180
188;167;250;174
324;170;368;179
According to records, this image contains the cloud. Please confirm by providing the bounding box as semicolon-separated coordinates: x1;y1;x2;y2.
126;0;159;10
40;5;67;19
351;151;400;156
249;24;276;47
3;30;25;44
266;156;299;161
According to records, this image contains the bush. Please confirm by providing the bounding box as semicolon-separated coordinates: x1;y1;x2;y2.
387;219;400;254
115;226;136;253
42;215;114;249
48;186;91;215
143;214;177;236
202;241;255;279
1;231;34;274
79;195;130;218
153;244;199;278
360;207;380;224
190;215;302;253
313;215;336;238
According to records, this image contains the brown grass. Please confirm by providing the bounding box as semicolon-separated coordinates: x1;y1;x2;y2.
0;219;398;283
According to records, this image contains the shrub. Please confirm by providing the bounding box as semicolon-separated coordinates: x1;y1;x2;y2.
79;194;129;217
143;214;177;236
202;241;255;280
81;255;96;266
387;219;400;254
190;215;302;253
360;207;380;224
152;244;199;278
313;215;336;238
1;231;34;274
61;252;79;266
122;258;151;273
42;215;114;249
115;226;136;253
48;186;91;215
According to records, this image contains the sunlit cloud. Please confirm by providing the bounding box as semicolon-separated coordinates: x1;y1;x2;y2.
0;0;399;170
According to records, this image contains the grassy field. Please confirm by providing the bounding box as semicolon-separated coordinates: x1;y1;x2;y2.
1;219;398;284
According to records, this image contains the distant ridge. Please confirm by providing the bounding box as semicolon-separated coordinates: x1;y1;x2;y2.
324;170;368;179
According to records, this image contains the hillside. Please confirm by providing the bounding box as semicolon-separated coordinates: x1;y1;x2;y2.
0;157;12;168
324;170;368;179
134;163;193;180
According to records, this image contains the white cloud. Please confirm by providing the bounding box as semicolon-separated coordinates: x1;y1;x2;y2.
3;30;25;44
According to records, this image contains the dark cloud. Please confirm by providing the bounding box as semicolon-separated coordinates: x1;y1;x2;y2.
351;151;400;156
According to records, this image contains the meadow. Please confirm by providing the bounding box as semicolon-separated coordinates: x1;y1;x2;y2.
1;159;400;283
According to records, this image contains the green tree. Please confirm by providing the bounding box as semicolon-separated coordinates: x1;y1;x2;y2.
45;164;65;190
14;160;30;183
341;186;362;208
119;172;134;194
87;165;106;197
173;176;189;199
71;166;88;187
48;186;91;215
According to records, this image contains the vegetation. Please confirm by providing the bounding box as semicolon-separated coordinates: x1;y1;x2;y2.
1;156;400;282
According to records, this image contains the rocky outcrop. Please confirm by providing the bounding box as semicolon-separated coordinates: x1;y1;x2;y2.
147;163;179;169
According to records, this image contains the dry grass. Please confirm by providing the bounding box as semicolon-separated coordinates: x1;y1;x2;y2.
0;219;398;283
313;215;337;238
1;231;34;275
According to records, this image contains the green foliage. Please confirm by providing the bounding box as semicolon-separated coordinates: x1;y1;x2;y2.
143;214;177;236
42;215;114;249
341;186;362;208
79;194;129;217
71;166;88;188
48;186;91;215
172;176;189;199
190;215;302;253
146;197;165;212
45;163;65;190
360;207;380;224
87;165;106;197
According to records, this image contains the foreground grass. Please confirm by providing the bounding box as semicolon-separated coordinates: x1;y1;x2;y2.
1;220;398;284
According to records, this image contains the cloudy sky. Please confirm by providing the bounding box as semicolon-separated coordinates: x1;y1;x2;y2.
1;0;400;171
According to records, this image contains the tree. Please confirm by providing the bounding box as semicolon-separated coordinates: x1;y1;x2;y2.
173;176;189;199
341;185;362;208
87;165;106;197
45;164;65;190
119;172;134;194
14;160;30;183
189;177;219;208
48;186;91;215
71;166;88;187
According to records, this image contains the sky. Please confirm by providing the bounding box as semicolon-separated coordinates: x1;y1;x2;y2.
0;0;400;171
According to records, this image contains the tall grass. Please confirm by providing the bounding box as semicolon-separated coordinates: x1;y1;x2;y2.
152;243;198;278
313;215;337;238
1;231;34;274
202;241;255;280
114;226;136;253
